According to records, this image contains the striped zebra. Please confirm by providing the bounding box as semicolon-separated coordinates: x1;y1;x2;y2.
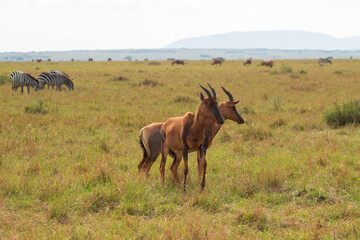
318;57;332;64
48;69;70;79
37;72;74;91
10;70;39;94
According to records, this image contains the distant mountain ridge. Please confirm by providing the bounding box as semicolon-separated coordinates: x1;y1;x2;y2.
163;31;360;50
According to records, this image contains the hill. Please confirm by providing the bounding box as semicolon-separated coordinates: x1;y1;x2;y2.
163;30;360;50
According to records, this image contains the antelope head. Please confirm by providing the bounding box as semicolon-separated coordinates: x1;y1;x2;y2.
199;83;224;125
219;87;244;124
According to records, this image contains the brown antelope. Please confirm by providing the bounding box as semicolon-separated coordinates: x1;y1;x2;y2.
172;60;185;66
159;84;224;190
138;87;244;179
261;59;273;68
243;58;252;66
212;59;222;65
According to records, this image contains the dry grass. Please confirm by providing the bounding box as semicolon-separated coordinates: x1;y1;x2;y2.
0;59;360;239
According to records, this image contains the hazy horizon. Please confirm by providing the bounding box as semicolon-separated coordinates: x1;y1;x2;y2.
1;0;360;52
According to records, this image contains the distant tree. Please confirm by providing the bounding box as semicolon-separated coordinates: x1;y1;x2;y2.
124;56;132;61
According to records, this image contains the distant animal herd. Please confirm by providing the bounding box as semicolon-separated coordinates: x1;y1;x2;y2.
10;56;335;94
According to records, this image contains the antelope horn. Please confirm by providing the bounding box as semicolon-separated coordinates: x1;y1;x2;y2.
207;83;216;98
221;86;234;101
199;84;212;98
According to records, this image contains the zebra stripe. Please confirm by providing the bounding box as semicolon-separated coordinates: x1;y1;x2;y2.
48;70;70;79
318;58;332;64
10;70;39;94
38;72;74;91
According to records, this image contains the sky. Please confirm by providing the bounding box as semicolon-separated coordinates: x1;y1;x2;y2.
1;0;360;52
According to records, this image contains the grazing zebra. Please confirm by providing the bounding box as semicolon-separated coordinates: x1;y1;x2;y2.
318;57;332;64
10;70;39;94
38;72;74;91
48;69;70;79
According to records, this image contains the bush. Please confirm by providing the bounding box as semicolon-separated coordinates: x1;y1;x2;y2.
281;66;293;73
112;76;129;81
24;100;48;115
172;95;194;104
324;100;360;127
0;75;8;85
148;61;161;65
139;79;163;87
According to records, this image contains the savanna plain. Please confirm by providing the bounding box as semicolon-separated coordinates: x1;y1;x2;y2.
0;59;360;239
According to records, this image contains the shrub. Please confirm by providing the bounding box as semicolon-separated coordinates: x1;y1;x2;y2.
0;75;8;85
24;100;48;115
148;61;161;65
324;100;360;127
269;118;286;128
112;76;129;81
139;79;163;87
172;95;194;104
281;66;293;73
273;97;283;111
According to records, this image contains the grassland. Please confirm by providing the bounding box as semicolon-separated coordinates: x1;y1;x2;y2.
0;59;360;239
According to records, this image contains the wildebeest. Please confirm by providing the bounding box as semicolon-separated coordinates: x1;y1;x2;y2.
88;58;93;62
318;57;332;64
243;58;252;66
172;60;185;66
107;58;112;61
36;59;42;63
47;59;51;62
261;59;274;68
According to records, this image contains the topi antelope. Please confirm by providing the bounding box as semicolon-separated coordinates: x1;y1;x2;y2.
138;87;244;180
261;59;273;68
243;58;252;66
159;84;224;190
212;59;222;65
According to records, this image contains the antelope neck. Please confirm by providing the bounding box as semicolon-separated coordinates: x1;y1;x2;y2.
192;105;207;136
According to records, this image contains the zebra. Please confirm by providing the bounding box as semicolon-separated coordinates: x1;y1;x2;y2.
318;57;332;64
10;70;39;94
48;69;70;79
37;72;74;91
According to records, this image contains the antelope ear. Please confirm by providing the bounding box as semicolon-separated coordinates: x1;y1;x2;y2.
200;92;205;101
233;100;240;105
